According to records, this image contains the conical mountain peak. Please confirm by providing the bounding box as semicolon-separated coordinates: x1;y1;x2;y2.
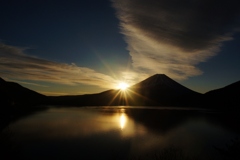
144;74;171;83
132;74;178;88
149;74;169;81
152;74;167;77
131;74;200;96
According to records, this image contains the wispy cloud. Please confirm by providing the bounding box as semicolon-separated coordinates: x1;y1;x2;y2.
112;0;240;79
38;91;69;96
0;43;118;89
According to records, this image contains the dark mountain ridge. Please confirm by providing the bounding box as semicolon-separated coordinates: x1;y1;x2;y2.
1;75;240;109
132;74;188;89
131;74;200;96
0;78;47;108
204;80;240;109
128;74;202;106
49;74;202;107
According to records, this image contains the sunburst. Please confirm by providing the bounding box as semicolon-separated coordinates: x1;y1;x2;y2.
117;82;129;91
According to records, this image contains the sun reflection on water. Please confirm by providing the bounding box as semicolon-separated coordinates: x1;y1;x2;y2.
120;113;127;129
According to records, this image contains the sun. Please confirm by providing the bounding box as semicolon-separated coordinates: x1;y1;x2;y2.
117;82;129;91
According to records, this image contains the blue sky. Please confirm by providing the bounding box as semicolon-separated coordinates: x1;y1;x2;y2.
1;0;240;95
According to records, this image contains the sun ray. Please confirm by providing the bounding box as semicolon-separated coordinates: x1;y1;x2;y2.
108;90;122;105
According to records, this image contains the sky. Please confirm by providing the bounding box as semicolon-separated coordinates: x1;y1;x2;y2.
0;0;240;95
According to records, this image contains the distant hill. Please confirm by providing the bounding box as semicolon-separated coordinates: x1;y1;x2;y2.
49;89;120;106
0;77;47;108
204;80;240;110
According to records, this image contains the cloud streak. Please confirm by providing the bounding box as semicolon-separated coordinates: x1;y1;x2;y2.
0;43;117;89
112;0;240;79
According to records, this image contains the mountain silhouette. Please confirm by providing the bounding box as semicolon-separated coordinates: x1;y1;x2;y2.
127;74;202;106
204;80;240;110
49;74;202;106
132;74;199;94
0;77;47;108
1;75;240;109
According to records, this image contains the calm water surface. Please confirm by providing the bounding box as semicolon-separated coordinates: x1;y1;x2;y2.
6;106;240;159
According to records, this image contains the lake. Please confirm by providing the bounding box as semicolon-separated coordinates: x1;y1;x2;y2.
3;106;240;160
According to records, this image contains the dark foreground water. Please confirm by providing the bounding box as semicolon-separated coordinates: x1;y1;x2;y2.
2;106;240;159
